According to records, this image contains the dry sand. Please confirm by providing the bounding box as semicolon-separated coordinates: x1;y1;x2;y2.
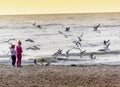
0;65;120;87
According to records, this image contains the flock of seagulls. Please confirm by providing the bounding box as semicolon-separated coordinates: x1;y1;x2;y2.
31;23;112;66
4;22;111;66
51;23;111;61
1;21;114;66
3;38;41;53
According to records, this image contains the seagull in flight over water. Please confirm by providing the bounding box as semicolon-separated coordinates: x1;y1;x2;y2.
79;50;87;58
93;24;101;33
58;30;68;38
90;53;96;59
93;24;101;31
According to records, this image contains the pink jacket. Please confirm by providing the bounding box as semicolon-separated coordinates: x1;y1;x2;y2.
16;46;22;55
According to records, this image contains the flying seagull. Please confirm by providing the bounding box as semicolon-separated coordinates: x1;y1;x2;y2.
93;24;101;31
90;53;96;59
65;27;70;31
79;50;87;58
25;39;34;43
58;30;68;38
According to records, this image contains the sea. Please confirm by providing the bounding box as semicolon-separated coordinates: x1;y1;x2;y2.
0;13;120;66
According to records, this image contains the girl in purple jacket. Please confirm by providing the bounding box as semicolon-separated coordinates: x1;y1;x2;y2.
16;40;23;67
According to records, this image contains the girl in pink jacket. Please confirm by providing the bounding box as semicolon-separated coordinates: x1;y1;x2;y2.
16;40;23;67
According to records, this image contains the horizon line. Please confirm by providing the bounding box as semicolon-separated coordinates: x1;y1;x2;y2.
0;11;120;16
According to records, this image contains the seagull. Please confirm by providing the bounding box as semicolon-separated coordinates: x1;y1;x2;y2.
104;40;107;45
52;49;63;59
73;41;82;47
104;43;110;51
4;38;17;44
103;40;110;45
26;46;40;51
65;48;73;58
77;33;84;41
26;47;36;51
52;52;58;59
98;48;107;52
77;36;82;41
65;50;71;58
93;24;101;31
57;48;63;54
106;40;110;44
33;23;41;29
32;45;41;49
8;38;17;42
33;45;40;50
37;25;41;29
58;30;68;38
99;41;110;53
65;27;70;31
98;48;109;53
58;30;63;34
8;39;17;45
80;32;84;37
25;39;34;43
79;50;86;58
90;53;96;59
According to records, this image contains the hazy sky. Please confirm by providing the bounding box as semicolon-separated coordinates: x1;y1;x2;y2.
0;0;120;14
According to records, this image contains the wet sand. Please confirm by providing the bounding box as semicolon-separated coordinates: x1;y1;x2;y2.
0;65;120;87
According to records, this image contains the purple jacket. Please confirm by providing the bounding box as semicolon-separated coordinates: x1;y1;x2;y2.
16;46;22;55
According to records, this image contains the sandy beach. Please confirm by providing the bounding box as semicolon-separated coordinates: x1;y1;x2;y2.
0;65;119;87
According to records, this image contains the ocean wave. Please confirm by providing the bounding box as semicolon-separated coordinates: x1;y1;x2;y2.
34;33;58;36
68;50;120;56
73;24;120;28
43;23;63;26
0;24;120;30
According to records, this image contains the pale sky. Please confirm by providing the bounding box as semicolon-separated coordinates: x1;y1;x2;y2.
0;0;120;15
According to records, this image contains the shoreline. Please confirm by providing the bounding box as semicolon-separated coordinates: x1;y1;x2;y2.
0;65;120;87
